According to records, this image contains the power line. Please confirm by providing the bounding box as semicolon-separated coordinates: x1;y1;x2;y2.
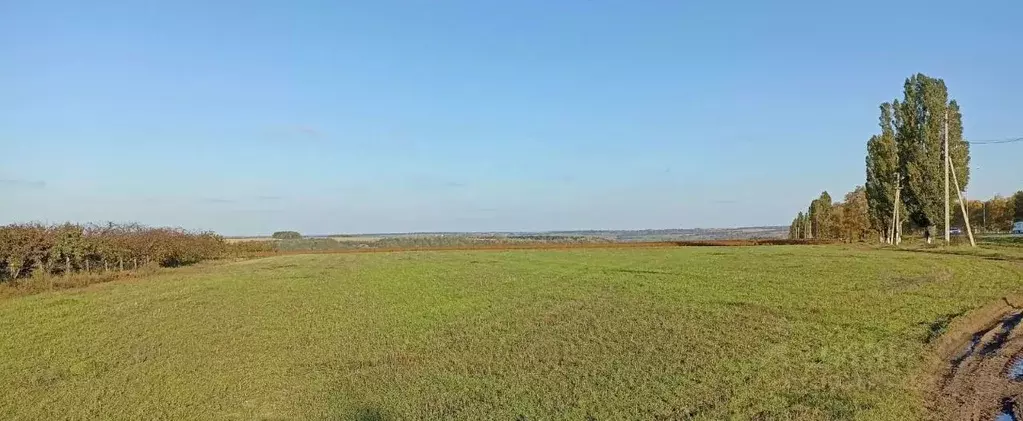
967;137;1023;145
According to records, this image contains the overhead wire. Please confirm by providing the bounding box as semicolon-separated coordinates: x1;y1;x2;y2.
966;137;1023;145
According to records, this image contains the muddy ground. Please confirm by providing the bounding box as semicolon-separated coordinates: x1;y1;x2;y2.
929;296;1023;420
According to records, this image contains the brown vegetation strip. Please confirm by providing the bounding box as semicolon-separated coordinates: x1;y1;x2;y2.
241;238;832;257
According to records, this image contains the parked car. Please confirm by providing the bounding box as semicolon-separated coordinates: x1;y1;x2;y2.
949;227;963;235
1013;221;1023;234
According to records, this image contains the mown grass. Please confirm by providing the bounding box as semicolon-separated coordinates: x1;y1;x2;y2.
978;234;1023;247
2;245;1022;420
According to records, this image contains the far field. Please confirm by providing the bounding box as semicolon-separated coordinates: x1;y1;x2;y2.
2;245;1022;420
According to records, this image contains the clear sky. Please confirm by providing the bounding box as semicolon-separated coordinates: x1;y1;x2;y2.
2;0;1021;235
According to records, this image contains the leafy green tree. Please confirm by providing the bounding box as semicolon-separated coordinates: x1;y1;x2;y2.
788;212;809;240
841;186;871;242
809;192;833;239
1013;191;1023;222
946;100;970;189
806;203;815;239
985;196;1014;231
827;202;845;241
865;103;900;242
954;199;985;232
801;212;811;239
271;231;302;240
967;200;986;232
893;74;970;242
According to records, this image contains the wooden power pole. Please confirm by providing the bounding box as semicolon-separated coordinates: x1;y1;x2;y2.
889;172;902;246
895;175;902;245
888;193;896;244
944;110;950;245
949;158;976;247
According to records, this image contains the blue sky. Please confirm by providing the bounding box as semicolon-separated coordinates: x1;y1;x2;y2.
2;0;1021;235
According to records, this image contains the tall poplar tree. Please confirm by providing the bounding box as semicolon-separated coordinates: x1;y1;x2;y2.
892;74;970;241
809;192;833;239
865;102;900;242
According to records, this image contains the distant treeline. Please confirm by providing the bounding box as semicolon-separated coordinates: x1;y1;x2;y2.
788;187;872;243
790;185;1020;243
268;234;614;252
953;194;1023;233
0;223;226;282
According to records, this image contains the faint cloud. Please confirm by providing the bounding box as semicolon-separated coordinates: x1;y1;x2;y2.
0;178;46;189
713;199;738;204
255;195;283;201
295;126;323;137
199;197;236;204
444;181;468;188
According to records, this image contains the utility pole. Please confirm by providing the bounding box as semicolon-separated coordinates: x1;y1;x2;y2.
895;175;902;245
889;188;896;244
889;172;902;246
944;109;950;245
949;158;976;247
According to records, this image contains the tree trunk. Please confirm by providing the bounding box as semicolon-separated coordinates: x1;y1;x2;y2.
85;259;90;272
65;256;71;275
119;257;123;271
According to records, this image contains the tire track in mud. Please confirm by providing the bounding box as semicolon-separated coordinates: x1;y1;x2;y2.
930;296;1023;420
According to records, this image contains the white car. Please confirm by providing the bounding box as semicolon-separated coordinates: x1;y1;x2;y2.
1014;221;1023;234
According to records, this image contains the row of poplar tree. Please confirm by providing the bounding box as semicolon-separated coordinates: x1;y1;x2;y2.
791;189;1023;242
789;73;1021;242
788;188;872;242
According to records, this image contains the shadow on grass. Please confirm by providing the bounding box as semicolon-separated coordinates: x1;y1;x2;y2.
889;247;1023;264
602;268;677;276
921;310;968;343
351;408;391;421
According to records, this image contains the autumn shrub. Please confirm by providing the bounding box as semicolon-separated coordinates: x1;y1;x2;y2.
0;223;228;282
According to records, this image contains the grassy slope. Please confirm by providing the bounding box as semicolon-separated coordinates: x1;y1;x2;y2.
2;246;1022;420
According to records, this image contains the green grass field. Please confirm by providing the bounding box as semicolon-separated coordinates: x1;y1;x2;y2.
2;246;1022;420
